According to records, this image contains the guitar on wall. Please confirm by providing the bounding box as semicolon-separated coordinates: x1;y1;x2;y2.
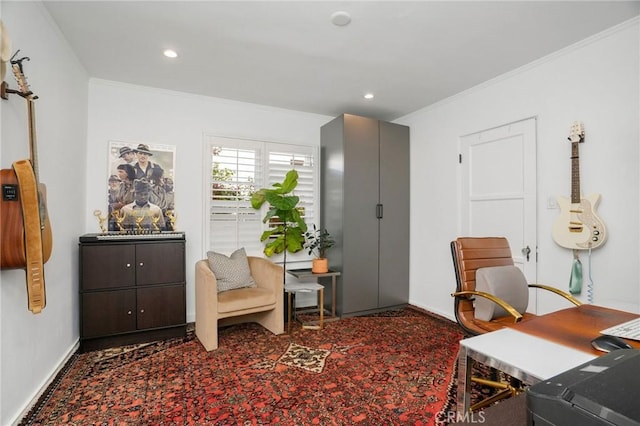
0;53;53;313
552;121;606;250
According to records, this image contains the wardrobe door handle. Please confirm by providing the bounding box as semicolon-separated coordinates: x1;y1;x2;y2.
376;204;383;219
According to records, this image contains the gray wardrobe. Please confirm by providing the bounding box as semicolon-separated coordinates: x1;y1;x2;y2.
320;114;410;317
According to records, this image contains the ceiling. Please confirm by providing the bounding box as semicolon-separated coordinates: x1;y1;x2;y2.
42;1;640;121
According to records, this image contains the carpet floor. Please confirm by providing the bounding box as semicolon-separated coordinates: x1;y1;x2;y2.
20;308;465;425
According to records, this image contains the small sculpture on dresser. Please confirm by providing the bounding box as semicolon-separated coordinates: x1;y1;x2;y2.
166;210;177;231
93;210;108;233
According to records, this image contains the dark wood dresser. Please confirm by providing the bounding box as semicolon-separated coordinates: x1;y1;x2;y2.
79;233;186;351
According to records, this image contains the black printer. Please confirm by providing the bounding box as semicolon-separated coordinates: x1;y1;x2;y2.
527;349;640;425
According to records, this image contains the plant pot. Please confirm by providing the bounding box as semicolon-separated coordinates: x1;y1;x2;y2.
312;258;329;273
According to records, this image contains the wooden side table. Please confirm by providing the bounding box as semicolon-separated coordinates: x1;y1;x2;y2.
284;282;324;333
286;268;341;319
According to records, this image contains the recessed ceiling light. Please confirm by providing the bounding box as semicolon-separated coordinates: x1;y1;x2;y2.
163;49;178;58
331;11;351;27
364;93;374;100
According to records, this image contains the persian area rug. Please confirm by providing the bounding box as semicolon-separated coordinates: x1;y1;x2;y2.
20;308;464;426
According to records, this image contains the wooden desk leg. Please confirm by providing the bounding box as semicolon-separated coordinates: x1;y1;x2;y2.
287;292;292;334
331;276;336;318
319;288;324;329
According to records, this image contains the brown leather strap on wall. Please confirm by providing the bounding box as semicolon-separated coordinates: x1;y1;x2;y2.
13;160;46;313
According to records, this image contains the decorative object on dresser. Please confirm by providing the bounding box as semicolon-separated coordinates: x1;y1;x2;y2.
106;141;176;233
304;224;335;273
320;114;410;316
93;209;108;233
79;232;186;351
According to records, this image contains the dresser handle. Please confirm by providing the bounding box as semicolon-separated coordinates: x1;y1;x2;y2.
126;263;131;268
139;262;144;267
140;309;145;313
127;310;132;315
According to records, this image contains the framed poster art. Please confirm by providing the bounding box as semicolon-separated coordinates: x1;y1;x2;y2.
106;141;176;232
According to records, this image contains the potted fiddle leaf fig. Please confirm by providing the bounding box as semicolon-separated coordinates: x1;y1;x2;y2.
304;224;335;273
251;169;307;260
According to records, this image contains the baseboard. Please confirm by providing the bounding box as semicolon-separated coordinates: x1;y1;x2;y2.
408;301;456;323
11;339;80;426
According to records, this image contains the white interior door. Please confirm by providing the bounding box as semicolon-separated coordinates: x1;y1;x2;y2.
460;118;538;311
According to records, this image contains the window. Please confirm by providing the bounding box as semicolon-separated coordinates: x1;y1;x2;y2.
204;135;318;264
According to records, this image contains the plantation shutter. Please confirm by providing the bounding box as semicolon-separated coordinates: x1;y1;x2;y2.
207;138;264;256
206;136;318;262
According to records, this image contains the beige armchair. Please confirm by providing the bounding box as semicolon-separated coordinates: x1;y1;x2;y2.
195;256;284;351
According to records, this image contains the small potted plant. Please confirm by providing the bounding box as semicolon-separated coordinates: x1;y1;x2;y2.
304;225;335;273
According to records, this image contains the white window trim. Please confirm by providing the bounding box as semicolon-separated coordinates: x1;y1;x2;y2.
202;134;319;266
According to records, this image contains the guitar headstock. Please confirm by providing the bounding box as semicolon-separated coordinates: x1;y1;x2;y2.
568;121;585;143
10;53;36;100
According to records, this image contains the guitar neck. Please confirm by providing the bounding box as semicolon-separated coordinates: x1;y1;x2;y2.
571;141;581;203
27;98;40;184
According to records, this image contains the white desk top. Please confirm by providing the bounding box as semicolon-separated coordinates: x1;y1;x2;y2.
460;328;597;382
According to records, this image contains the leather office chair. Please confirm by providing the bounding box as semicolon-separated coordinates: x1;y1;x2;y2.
450;236;581;410
195;256;284;351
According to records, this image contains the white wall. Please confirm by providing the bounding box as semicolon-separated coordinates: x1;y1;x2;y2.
399;18;640;319
85;81;332;324
0;2;88;424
